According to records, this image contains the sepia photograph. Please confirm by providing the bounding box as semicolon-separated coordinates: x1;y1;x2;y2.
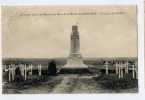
1;5;138;94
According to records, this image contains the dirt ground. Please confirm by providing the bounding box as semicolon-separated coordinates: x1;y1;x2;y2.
2;74;138;94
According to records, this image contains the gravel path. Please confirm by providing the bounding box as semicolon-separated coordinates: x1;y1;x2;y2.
52;75;78;93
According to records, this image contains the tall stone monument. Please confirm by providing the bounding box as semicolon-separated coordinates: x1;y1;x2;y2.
60;25;88;74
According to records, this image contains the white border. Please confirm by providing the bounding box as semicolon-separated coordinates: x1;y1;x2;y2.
0;0;144;100
137;0;145;96
0;0;141;5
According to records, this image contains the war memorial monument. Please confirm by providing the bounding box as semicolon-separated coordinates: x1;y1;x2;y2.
60;25;89;74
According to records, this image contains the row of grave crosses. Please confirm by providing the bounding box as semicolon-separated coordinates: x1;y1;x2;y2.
3;61;138;83
105;61;138;79
3;64;43;82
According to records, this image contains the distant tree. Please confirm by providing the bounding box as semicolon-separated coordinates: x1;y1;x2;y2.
14;66;23;82
48;60;57;75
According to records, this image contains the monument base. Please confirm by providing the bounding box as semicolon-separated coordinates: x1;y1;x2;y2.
59;55;89;74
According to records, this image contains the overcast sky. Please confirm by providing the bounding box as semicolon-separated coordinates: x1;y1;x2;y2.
2;6;137;58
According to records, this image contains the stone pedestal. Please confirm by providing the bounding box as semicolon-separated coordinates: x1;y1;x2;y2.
60;53;89;74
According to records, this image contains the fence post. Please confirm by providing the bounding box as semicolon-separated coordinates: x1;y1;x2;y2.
120;64;123;78
38;64;42;76
105;61;109;75
135;61;138;79
115;63;118;75
118;63;121;78
8;65;11;82
24;64;27;80
125;61;129;74
11;64;15;81
132;64;135;79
